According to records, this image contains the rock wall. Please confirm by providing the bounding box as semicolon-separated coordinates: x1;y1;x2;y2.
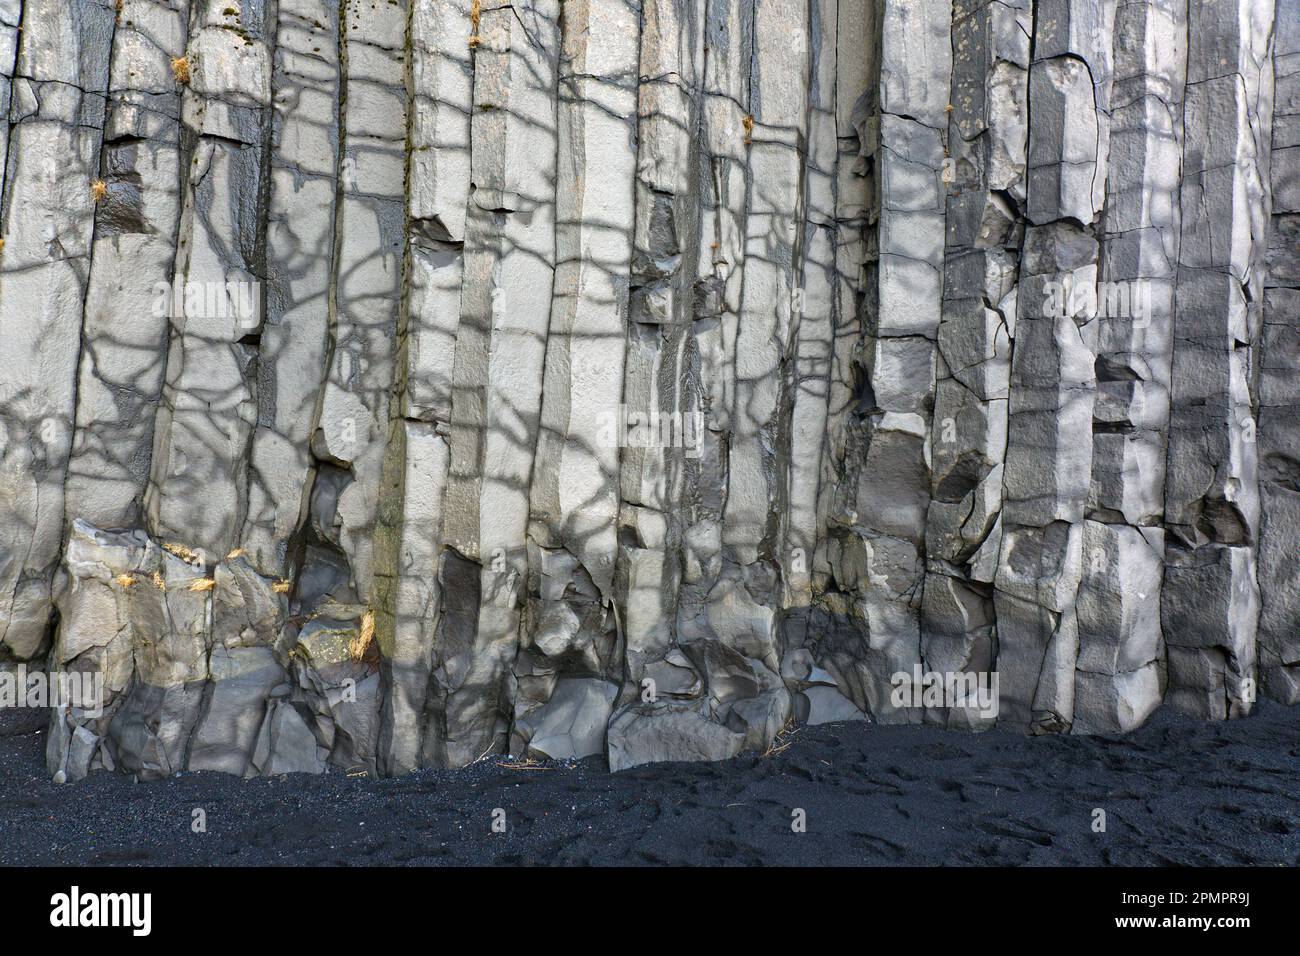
0;0;1294;782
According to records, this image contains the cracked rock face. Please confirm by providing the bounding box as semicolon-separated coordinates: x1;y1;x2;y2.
0;0;1295;781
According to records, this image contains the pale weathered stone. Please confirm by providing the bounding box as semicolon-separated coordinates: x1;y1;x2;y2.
145;0;275;558
7;0;1298;783
239;0;342;575
0;0;115;663
64;0;189;532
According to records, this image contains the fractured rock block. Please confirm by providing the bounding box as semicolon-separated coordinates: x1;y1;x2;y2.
607;700;745;772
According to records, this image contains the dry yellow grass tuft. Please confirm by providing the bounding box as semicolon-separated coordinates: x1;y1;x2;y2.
151;570;166;590
90;179;108;202
170;55;191;85
272;579;292;594
742;115;755;145
349;609;376;662
761;718;799;758
188;577;216;593
225;547;246;560
113;573;136;589
468;0;480;47
161;541;201;564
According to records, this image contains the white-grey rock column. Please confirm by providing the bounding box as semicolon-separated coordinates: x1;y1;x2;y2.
400;0;471;429
826;0;951;723
785;0;838;615
310;0;408;602
921;0;1029;730
514;0;638;760
1162;0;1273;719
0;0;115;663
0;0;20;210
64;0;189;533
376;0;471;775
698;0;810;751
781;0;875;728
238;0;342;575
606;0;707;765
799;0;873;725
144;0;274;559
993;0;1114;732
434;0;561;766
1072;0;1186;734
670;0;750;747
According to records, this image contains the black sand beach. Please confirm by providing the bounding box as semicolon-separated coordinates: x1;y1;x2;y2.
1;704;1296;867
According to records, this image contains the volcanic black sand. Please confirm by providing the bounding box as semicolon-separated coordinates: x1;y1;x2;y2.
1;704;1296;866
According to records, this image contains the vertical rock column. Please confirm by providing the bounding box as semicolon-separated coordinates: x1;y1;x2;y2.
1072;0;1186;734
720;0;808;613
606;0;711;766
692;0;810;750
826;0;952;723
64;0;189;533
921;0;1030;730
0;0;19;202
311;0;408;602
512;0;638;760
994;0;1113;732
377;0;471;775
609;0;815;768
239;0;342;576
778;0;841;726
672;1;752;746
144;0;274;558
798;0;873;724
275;0;411;775
0;0;115;664
433;0;561;765
1257;0;1297;703
785;0;838;619
1162;0;1273;718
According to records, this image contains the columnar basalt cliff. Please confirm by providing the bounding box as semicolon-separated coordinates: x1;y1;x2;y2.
0;0;1294;782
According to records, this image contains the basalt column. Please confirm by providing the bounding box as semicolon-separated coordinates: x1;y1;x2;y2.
0;0;1293;782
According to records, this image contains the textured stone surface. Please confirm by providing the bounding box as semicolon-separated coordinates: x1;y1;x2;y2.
1260;0;1300;705
0;0;1295;781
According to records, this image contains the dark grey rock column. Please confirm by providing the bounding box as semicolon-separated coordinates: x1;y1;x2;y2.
1161;0;1273;719
1259;0;1299;704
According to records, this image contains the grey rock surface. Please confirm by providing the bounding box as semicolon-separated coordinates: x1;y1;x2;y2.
0;0;1295;780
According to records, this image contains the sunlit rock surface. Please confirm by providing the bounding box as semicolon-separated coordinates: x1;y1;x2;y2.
0;0;1294;780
